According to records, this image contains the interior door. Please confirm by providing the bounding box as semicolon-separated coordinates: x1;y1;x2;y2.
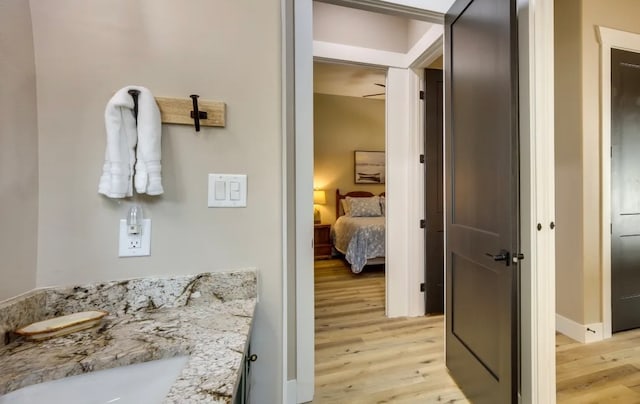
445;0;520;403
425;68;444;314
611;48;640;333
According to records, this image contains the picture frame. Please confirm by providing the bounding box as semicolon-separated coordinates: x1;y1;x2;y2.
354;150;385;184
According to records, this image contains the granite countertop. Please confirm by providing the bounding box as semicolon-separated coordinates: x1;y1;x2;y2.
0;270;257;403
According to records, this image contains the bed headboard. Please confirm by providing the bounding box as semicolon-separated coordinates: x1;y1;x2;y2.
335;189;386;218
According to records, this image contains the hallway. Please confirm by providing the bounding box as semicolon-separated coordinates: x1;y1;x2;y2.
313;258;640;403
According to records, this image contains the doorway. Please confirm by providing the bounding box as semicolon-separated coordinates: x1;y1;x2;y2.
598;27;640;337
286;1;556;403
307;2;448;402
312;60;387;280
610;48;640;333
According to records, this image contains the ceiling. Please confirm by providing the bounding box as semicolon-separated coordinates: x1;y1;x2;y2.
314;62;387;100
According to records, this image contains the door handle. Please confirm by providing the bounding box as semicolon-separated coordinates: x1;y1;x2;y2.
485;250;510;266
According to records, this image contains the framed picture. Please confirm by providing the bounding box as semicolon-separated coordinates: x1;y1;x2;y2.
354;150;385;184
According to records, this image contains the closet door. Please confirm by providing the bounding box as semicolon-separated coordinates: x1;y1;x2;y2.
611;48;640;332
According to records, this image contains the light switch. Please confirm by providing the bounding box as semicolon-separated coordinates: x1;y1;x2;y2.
208;173;247;207
215;181;226;200
230;181;241;201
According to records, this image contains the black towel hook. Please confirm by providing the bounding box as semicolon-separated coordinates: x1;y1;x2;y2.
190;94;208;132
128;89;140;125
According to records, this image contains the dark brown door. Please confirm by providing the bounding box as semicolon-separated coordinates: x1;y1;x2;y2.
425;68;444;314
611;48;640;332
445;0;519;402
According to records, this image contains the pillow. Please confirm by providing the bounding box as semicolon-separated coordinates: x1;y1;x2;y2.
379;196;385;216
347;196;382;217
340;199;351;216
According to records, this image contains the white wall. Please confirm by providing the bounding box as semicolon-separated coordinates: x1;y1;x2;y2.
0;0;39;301
25;1;283;402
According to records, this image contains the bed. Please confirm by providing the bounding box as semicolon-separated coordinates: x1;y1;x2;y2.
332;189;386;273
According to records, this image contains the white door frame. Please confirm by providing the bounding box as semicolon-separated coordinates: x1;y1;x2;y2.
283;1;556;403
597;26;640;339
518;1;556;402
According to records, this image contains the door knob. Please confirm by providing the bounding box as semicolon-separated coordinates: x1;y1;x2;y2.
485;250;510;266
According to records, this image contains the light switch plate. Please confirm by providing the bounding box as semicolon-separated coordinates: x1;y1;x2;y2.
208;174;247;207
119;219;151;257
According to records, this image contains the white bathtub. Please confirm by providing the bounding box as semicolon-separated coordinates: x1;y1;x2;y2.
0;356;189;404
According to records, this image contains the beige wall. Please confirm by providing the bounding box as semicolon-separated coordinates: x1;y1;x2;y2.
0;0;39;301
407;20;434;49
313;1;410;53
555;0;640;325
554;0;585;323
314;94;385;225
25;1;282;401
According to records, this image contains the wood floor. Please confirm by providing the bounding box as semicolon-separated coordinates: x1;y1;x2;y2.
314;258;640;403
556;330;640;403
314;259;467;403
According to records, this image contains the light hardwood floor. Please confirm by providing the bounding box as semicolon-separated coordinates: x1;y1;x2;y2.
314;259;468;403
556;330;640;403
314;258;640;403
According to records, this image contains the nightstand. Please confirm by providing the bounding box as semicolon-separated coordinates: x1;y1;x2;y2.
314;224;332;260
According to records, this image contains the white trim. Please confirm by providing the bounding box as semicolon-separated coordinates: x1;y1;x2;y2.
315;0;446;22
531;0;557;403
406;26;444;68
407;70;426;316
385;67;411;317
555;314;586;343
314;26;443;69
285;379;297;404
556;314;604;344
584;322;605;343
281;0;292;401
596;26;640;340
293;0;315;402
314;40;407;68
409;36;443;70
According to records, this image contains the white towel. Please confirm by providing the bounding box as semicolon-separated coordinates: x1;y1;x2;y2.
98;86;164;198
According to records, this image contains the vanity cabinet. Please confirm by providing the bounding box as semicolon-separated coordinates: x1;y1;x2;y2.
233;329;256;403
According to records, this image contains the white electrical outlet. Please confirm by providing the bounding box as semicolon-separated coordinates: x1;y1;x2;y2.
119;219;151;257
127;238;141;249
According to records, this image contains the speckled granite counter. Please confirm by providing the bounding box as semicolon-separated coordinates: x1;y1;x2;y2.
0;270;257;403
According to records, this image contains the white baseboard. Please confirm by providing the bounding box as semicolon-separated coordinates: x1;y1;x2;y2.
556;314;604;344
285;379;297;404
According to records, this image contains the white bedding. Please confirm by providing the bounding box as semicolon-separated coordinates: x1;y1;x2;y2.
332;215;385;273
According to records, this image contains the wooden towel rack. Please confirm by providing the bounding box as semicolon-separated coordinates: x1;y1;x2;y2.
156;96;226;130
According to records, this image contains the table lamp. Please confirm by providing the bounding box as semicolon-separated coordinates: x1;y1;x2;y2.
313;189;327;224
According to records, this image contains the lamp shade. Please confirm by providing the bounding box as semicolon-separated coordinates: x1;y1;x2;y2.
313;189;327;205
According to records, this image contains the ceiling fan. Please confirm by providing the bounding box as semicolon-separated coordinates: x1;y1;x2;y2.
363;83;386;98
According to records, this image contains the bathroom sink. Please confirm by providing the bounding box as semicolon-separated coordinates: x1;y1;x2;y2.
0;356;189;404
